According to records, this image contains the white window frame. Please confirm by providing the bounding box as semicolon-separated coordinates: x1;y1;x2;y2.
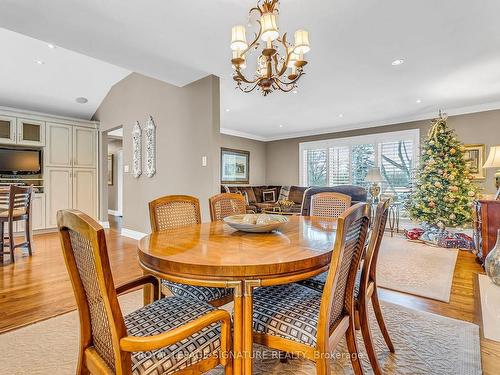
299;129;420;186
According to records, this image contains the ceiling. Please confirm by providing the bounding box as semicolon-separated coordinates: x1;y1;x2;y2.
0;28;129;119
1;0;500;139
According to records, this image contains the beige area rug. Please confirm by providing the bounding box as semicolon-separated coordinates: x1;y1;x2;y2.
376;235;459;302
0;290;480;375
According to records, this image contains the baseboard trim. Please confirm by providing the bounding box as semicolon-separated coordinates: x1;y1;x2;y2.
121;228;147;240
107;210;122;217
99;221;110;229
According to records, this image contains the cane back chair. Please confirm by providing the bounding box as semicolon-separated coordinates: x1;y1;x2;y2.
310;192;352;219
149;195;233;306
58;209;232;375
208;193;247;221
0;185;33;263
251;203;371;374
297;200;395;374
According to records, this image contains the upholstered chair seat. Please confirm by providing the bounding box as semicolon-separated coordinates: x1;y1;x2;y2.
125;296;222;375
161;280;233;304
251;283;346;347
0;208;27;217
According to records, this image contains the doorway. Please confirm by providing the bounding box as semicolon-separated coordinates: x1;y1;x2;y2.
105;126;123;232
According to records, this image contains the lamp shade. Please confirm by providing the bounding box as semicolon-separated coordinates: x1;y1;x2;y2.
294;29;310;54
365;167;383;182
260;12;279;42
483;146;500;168
231;25;248;51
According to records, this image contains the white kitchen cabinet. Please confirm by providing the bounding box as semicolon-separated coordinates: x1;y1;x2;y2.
45;123;73;167
0;115;17;144
45;168;73;228
72;168;97;218
73;126;97;168
17;118;45;146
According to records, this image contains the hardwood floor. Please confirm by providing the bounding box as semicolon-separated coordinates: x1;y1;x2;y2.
1;231;499;373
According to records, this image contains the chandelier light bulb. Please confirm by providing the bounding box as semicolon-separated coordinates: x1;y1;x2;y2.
260;12;279;42
231;25;248;51
287;47;299;68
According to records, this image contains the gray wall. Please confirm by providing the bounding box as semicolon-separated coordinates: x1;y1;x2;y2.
107;138;122;211
94;73;220;232
221;134;267;185
266;109;500;195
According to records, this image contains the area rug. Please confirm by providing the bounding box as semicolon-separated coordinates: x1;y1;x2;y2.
0;290;481;375
376;235;459;302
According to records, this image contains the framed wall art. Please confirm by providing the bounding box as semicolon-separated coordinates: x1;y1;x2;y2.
464;144;486;180
221;147;250;184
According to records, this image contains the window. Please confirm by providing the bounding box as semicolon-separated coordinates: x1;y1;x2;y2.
299;129;419;197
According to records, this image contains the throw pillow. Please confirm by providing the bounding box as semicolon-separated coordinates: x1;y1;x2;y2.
262;190;276;202
278;185;291;201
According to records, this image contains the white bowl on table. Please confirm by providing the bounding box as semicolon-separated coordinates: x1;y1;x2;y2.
223;214;289;233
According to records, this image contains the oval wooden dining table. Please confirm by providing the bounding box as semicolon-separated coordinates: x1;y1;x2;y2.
138;215;338;375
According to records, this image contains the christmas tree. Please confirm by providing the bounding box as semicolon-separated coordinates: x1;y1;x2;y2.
408;113;479;228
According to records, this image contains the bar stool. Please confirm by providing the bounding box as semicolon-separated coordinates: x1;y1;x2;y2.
0;185;33;263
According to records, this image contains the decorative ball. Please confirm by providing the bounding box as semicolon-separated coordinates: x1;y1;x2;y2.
464;179;470;184
429;201;436;208
450;213;456;220
449;174;455;180
435;181;442;188
468;191;476;197
450;148;456;155
427;150;433;155
449;186;459;192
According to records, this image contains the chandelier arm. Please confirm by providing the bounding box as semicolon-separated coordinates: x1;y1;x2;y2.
273;79;297;93
240;21;262;57
238;82;260;93
276;33;292;76
234;70;260;84
275;71;304;86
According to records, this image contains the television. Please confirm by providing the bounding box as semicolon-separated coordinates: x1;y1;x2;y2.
0;148;41;175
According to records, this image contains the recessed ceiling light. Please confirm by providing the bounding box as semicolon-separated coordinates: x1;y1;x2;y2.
416;99;422;104
338;113;344;118
47;43;56;49
35;60;44;65
75;97;88;104
279;124;283;128
391;59;405;66
225;108;230;112
292;90;298;94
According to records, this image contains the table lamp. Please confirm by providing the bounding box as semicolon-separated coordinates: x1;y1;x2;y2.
483;145;500;200
365;167;384;203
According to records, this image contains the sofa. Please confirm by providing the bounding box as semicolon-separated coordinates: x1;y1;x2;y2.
221;185;308;213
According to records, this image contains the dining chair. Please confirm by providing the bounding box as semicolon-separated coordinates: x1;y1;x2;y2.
310;192;352;219
251;203;370;374
149;195;234;306
0;185;33;263
57;209;232;375
209;193;247;221
298;200;394;375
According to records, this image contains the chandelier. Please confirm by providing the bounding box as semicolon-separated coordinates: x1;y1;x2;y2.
230;0;310;95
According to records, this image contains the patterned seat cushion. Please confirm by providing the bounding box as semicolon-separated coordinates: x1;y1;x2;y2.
162;280;233;303
252;283;323;347
125;296;221;375
298;270;362;298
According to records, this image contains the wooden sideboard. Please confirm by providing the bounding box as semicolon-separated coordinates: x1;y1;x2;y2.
473;199;500;265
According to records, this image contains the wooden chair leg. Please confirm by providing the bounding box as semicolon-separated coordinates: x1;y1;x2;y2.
371;287;395;353
314;355;329;375
346;318;364;375
359;297;382;375
8;220;14;263
25;217;32;256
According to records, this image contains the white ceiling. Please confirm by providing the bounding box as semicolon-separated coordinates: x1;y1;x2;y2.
1;0;500;139
0;28;129;119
